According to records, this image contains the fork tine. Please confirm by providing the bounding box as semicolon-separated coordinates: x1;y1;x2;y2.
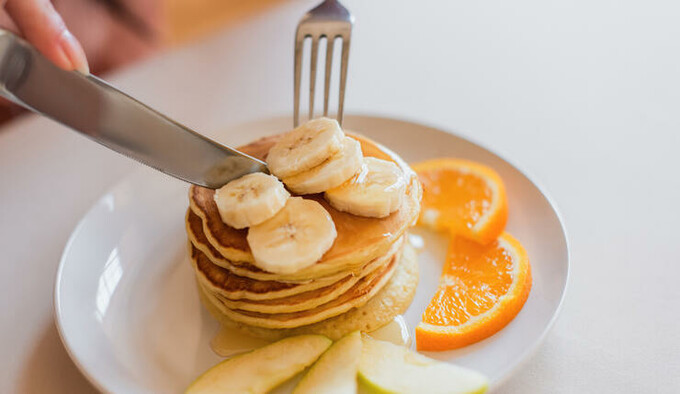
294;0;353;127
337;35;350;126
308;37;319;120
294;32;305;127
323;36;334;117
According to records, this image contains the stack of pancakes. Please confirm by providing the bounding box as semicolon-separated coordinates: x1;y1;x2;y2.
186;133;421;340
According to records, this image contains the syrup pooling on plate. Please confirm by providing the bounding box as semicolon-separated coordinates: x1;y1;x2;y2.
57;116;568;394
366;315;412;347
187;119;428;391
210;325;271;357
211;315;412;357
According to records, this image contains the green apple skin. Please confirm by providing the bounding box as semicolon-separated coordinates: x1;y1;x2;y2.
358;336;488;394
186;335;332;394
293;331;362;394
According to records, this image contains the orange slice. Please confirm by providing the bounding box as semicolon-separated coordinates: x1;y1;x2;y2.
413;159;508;244
416;232;531;351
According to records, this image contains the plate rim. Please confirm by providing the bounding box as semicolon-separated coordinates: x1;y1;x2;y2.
344;112;572;387
53;113;570;392
54;190;112;394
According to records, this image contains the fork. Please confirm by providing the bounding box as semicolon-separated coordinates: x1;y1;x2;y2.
294;0;354;127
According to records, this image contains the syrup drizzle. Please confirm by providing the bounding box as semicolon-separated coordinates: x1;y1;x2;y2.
366;315;412;347
211;314;412;359
210;326;271;357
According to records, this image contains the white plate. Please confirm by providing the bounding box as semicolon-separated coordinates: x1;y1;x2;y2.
55;115;569;393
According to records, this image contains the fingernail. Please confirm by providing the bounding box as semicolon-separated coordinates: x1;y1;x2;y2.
59;30;89;75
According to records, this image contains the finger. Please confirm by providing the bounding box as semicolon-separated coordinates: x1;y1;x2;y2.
5;0;89;74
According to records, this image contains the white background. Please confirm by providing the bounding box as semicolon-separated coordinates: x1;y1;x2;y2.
1;0;679;392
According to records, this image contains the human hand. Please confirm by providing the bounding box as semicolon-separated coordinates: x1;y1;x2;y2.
1;0;89;73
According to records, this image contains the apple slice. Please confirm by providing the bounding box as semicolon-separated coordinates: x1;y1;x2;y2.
186;335;331;394
293;331;362;394
358;336;488;394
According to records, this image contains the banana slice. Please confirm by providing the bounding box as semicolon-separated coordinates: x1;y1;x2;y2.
247;197;337;274
325;157;407;218
213;173;290;229
267;117;345;179
282;137;363;195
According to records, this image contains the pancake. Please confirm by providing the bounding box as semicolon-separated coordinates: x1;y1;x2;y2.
198;240;400;313
197;242;419;340
193;238;399;311
191;243;345;301
188;133;421;280
199;250;398;329
187;207;407;283
188;208;367;294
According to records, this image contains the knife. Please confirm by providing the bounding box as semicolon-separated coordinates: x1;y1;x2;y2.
0;29;267;189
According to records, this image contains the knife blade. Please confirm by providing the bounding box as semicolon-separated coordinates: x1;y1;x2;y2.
0;29;267;189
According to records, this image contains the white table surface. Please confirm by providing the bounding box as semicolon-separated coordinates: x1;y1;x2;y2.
1;0;679;392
